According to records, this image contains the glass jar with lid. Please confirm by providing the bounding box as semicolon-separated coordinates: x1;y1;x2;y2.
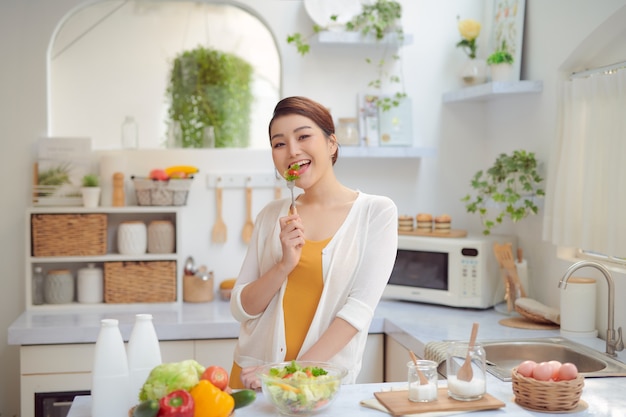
336;118;359;146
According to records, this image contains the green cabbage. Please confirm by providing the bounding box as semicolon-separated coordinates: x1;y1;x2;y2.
139;360;205;401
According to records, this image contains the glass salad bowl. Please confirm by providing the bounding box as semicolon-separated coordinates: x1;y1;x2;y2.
256;361;348;416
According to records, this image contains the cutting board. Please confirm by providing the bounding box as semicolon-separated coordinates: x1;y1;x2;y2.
374;388;505;416
398;229;468;238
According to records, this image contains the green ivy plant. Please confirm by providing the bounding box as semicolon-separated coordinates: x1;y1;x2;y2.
287;0;406;110
461;150;545;235
487;40;514;65
166;46;253;148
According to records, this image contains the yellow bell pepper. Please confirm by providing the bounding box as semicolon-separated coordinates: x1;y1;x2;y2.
189;379;235;417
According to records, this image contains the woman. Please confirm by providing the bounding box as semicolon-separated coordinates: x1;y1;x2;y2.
229;96;398;389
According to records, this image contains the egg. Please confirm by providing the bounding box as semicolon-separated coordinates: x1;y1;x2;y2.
558;362;579;381
516;360;537;377
532;361;554;381
548;360;562;380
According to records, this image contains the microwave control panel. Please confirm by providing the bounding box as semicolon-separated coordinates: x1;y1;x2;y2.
460;258;480;297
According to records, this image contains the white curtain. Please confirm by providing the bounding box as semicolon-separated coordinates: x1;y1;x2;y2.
543;68;626;256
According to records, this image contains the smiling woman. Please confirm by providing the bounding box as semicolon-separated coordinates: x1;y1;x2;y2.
48;1;280;149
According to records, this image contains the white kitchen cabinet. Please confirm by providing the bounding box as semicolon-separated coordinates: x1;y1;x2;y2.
384;335;411;382
19;340;194;417
25;206;183;311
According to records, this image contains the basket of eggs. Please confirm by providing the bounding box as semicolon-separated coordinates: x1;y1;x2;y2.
512;360;584;412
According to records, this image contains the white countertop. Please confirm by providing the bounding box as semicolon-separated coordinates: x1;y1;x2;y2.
10;299;626;416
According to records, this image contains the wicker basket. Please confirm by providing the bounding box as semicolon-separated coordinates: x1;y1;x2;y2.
104;261;176;303
32;213;107;256
132;177;193;206
512;367;584;411
515;304;555;324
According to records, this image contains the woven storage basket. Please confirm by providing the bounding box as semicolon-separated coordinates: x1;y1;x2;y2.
132;177;193;206
32;213;107;256
512;367;584;411
104;261;176;303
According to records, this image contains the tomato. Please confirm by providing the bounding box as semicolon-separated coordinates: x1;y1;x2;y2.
287;169;299;177
201;365;229;390
149;169;169;181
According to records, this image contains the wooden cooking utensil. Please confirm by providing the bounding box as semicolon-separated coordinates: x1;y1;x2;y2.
241;182;254;244
211;178;227;244
494;243;526;311
409;350;429;385
457;322;479;382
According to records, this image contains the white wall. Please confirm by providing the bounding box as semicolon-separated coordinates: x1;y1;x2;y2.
1;1;626;415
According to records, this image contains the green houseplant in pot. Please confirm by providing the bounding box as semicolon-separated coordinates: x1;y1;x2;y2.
461;150;545;235
166;46;253;148
81;174;101;208
487;40;514;82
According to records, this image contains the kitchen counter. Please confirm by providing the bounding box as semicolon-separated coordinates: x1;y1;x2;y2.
10;299;626;416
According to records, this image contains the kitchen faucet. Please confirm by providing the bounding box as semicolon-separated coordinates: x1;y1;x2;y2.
559;261;625;357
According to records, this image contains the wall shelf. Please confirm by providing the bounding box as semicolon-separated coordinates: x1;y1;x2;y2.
442;80;543;103
340;146;436;158
311;31;413;47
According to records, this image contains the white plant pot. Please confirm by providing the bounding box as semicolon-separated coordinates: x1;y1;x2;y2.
81;187;101;208
490;63;514;82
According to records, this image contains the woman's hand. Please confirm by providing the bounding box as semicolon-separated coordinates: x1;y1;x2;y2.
279;213;304;270
240;365;262;390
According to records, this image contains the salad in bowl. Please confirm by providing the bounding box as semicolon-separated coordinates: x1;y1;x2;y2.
257;360;347;416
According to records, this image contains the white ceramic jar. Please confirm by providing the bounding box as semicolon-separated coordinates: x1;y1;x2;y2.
44;269;74;304
118;221;147;255
147;220;175;253
77;263;103;303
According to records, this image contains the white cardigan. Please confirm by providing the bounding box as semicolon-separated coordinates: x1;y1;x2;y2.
230;191;398;383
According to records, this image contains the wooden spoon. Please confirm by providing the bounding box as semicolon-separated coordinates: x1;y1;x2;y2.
409;350;429;385
211;178;227;244
457;322;479;382
241;183;254;244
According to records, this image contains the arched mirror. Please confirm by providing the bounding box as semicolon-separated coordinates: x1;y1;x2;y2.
49;1;281;149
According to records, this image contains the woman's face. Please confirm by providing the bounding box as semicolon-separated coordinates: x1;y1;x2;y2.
270;114;336;187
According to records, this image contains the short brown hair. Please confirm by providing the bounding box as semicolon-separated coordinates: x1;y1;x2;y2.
269;96;338;164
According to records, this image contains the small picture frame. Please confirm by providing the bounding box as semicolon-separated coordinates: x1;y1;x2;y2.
490;0;526;81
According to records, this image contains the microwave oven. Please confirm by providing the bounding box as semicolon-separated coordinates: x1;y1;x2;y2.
382;234;516;309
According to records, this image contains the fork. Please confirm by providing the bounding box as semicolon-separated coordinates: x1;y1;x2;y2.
287;180;296;215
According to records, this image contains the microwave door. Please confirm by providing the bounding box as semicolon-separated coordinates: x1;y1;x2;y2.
388;250;448;290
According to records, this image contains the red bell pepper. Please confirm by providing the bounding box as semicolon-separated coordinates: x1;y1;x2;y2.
157;389;194;417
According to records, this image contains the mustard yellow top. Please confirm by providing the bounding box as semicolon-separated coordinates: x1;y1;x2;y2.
229;237;330;388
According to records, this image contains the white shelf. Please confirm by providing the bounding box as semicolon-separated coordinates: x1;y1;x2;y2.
340;146;436;158
442;80;543;103
311;31;413;47
26;206;183;311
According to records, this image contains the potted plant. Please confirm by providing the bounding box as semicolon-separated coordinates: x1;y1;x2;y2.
487;40;514;82
81;174;101;208
166;46;253;148
461;150;545;235
287;0;406;110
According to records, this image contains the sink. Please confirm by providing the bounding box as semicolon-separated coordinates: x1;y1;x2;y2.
481;337;626;381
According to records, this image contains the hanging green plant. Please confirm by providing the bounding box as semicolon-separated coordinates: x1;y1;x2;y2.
461;150;545;235
287;0;406;110
166;46;253;148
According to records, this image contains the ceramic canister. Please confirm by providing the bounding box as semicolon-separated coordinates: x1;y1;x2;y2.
117;221;147;255
44;269;74;304
147;220;175;254
77;263;103;303
560;277;597;337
